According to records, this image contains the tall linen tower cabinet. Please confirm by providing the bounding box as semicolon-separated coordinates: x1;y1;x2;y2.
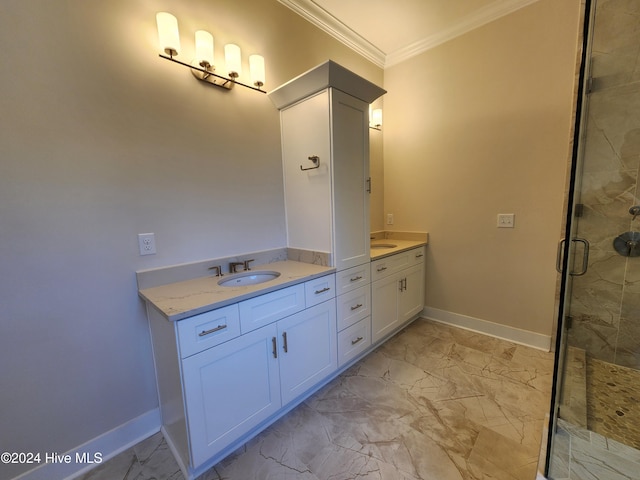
268;61;386;271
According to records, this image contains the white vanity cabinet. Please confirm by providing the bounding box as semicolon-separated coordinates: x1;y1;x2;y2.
371;247;425;344
181;322;280;467
147;273;337;478
269;61;386;272
182;299;336;467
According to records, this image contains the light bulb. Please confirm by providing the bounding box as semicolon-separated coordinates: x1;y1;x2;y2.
225;44;242;78
156;12;180;56
249;55;265;88
195;31;214;69
371;108;382;128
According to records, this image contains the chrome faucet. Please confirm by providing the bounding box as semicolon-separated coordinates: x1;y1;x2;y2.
243;259;254;271
208;265;223;277
229;262;244;273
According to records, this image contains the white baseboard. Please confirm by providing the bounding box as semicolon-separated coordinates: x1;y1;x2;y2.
422;307;552;352
13;408;161;480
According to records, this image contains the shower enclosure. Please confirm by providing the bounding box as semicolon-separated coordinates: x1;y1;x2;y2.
546;0;640;478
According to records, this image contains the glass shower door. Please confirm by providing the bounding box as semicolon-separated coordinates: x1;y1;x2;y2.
546;0;640;476
545;0;594;471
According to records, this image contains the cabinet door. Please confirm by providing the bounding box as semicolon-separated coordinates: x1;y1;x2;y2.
277;300;337;405
182;324;281;468
398;263;425;324
331;89;370;271
280;90;332;254
371;273;401;344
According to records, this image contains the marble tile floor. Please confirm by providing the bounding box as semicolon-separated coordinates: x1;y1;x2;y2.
77;318;555;480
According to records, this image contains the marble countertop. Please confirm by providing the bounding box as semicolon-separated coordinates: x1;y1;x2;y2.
370;239;427;260
139;260;335;322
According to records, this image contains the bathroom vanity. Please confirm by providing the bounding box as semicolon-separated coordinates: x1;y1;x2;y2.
139;259;336;477
139;240;426;479
137;61;427;479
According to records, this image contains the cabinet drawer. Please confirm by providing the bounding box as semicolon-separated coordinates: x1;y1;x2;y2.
337;316;371;367
239;284;305;334
305;274;336;307
177;304;241;358
371;247;425;281
336;264;370;295
371;251;411;281
337;285;371;331
409;246;426;266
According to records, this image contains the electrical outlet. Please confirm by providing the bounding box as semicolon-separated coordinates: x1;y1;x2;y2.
138;233;156;255
497;214;515;228
387;213;394;225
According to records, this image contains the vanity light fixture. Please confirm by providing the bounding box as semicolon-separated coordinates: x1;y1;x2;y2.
155;12;267;94
370;108;383;130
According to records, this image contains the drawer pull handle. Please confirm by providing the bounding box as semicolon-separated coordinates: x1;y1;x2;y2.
416;254;424;258
350;275;363;282
272;337;278;358
351;336;364;345
198;324;227;337
377;266;387;272
350;303;363;311
282;331;288;353
315;287;331;294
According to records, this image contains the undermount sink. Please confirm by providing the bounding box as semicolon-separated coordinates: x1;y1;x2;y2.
218;270;281;287
371;243;397;249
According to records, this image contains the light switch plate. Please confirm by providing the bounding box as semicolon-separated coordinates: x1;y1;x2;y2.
497;214;515;228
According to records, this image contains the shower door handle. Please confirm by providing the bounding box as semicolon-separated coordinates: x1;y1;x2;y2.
556;238;590;276
572;238;589;276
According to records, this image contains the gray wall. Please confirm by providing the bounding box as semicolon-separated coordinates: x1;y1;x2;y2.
0;1;382;478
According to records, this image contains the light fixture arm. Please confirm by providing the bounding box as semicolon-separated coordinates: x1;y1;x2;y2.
159;53;267;93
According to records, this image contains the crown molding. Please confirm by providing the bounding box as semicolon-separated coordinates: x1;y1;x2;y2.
277;0;386;68
279;0;540;69
386;0;541;67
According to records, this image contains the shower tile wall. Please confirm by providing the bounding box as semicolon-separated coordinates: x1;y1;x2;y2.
568;0;640;369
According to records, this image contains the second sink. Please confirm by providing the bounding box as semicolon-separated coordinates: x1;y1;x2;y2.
371;243;397;249
218;270;281;287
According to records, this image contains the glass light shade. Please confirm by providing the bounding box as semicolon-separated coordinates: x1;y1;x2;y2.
225;44;242;77
195;30;214;68
249;55;265;87
371;108;383;128
156;12;180;56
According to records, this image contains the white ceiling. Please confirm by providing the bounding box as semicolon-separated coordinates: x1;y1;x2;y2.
278;0;541;68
